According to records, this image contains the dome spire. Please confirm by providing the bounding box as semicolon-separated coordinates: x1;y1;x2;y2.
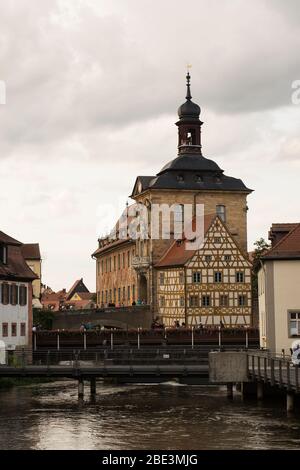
186;71;192;101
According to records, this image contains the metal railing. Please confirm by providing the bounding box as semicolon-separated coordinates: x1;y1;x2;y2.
247;350;299;393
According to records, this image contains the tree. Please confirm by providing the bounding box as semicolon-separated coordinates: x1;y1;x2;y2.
251;237;271;298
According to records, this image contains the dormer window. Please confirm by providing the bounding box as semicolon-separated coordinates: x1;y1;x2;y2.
177;174;184;182
0;244;7;264
195;175;203;183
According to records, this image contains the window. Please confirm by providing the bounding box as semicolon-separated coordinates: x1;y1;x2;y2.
101;291;104;304
118;288;121;302
20;323;26;337
123;253;125;268
123;286;126;300
224;254;231;262
214;237;221;244
216;205;226;222
113;288;116;303
2;323;8;337
118;254;121;270
132;285;135;301
19;285;27;306
189;295;199;307
193;272;201;283
11;323;17;337
289;312;300;336
180;297;185;307
173;204;183;222
114;256;116;271
109;289;112;302
205;255;212;263
127;286;130;300
127;251;130;267
160;296;165;307
179;272;184;284
0;245;7;264
105;290;108;303
238;295;247;307
1;283;9;305
202;295;211;307
10;284;18;305
159;272;165;286
236;271;244;283
214;272;222;283
220;295;228;307
101;260;104;273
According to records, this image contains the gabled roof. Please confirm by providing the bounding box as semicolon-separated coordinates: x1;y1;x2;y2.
66;278;89;300
0;243;37;282
262;223;300;260
21;243;41;260
0;230;22;246
155;214;216;267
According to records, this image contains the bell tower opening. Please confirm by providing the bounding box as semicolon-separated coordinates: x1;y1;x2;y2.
176;72;203;155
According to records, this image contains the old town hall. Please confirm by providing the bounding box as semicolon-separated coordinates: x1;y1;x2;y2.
93;73;253;327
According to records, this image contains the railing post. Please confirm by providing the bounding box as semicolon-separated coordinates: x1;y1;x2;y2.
57;332;60;351
47;350;50;370
218;326;222;350
271;358;275;385
287;360;291;391
279;359;283;387
191;326;194;350
257;356;261;380
22;348;26;368
34;332;37;352
110;329;114;351
252;355;255;377
264;356;267;381
138;327;140;350
245;328;248;349
83;332;87;351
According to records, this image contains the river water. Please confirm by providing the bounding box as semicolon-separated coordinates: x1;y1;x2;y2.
0;380;300;450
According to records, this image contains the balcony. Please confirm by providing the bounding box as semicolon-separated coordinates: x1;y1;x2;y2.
132;256;150;271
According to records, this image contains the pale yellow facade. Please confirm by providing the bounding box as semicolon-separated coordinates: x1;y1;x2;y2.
259;260;300;354
26;259;41;300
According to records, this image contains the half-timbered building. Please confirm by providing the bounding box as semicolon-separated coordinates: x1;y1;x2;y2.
155;215;252;327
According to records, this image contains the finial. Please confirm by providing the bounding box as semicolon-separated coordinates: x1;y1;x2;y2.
186;64;192;101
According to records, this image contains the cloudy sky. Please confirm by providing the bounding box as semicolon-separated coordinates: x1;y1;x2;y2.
0;0;299;291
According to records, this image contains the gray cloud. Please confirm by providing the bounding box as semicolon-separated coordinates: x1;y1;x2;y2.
0;0;300;289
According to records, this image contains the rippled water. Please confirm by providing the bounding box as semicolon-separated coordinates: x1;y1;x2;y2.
0;380;300;450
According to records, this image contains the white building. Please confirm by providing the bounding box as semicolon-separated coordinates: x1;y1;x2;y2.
0;230;36;350
258;223;300;354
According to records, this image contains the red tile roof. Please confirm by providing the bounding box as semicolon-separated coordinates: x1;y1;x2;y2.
21;243;41;260
155;214;216;267
263;223;300;260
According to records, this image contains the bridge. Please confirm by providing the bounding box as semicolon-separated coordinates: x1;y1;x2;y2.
0;346;240;396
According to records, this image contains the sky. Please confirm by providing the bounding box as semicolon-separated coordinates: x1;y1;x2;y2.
0;0;300;291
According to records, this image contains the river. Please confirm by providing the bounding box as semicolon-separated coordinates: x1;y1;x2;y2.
0;380;299;450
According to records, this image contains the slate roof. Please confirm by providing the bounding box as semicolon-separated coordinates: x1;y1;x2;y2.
131;153;252;196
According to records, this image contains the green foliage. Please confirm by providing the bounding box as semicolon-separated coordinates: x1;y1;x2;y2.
251;237;271;298
33;308;54;330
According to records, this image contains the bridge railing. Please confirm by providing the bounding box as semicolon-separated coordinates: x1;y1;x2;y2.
247;350;299;392
0;346;251;369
